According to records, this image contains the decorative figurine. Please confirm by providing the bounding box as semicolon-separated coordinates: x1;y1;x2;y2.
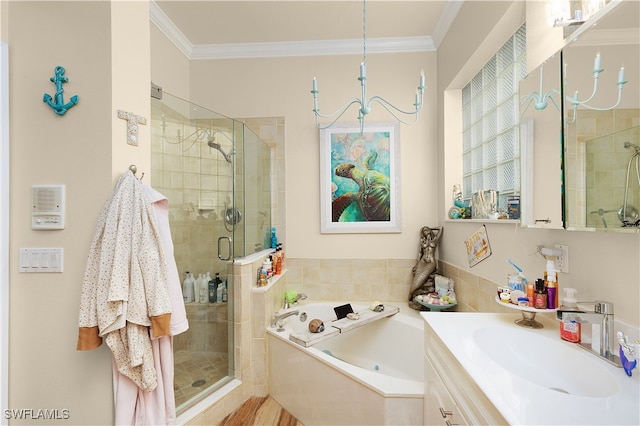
408;226;443;310
43;66;79;115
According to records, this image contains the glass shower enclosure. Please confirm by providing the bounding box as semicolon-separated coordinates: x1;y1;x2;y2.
150;92;272;411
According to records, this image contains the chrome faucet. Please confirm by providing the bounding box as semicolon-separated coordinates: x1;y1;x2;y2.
283;293;307;309
270;310;300;331
565;301;621;367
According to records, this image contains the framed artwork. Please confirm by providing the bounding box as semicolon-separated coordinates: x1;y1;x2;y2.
319;122;400;233
465;225;492;267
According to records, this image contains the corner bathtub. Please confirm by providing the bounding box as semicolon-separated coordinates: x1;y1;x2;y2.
266;302;424;426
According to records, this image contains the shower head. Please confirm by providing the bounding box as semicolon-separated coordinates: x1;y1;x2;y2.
207;136;233;163
624;141;640;153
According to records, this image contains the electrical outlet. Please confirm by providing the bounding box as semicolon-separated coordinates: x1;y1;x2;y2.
554;244;569;273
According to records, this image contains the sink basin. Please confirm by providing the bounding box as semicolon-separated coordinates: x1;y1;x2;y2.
473;327;619;398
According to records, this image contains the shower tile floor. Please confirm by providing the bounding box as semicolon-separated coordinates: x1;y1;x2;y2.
174;349;229;407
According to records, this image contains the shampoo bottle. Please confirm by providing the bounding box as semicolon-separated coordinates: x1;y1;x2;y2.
190;273;198;303
182;271;194;303
199;274;209;304
208;273;217;303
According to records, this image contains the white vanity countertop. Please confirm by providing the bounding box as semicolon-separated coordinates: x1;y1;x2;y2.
421;312;640;425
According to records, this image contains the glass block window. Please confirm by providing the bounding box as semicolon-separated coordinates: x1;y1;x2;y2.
462;24;526;212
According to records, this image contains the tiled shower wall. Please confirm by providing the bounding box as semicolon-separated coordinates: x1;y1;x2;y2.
564;108;640;228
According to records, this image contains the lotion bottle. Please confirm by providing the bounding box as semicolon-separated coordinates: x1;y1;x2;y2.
182;271;194;303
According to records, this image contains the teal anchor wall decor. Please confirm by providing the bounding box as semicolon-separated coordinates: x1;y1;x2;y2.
43;66;79;115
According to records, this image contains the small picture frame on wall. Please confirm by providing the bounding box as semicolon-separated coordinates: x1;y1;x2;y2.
465;225;492;267
319;122;401;234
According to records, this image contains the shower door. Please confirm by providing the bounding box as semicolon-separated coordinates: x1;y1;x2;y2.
150;92;237;411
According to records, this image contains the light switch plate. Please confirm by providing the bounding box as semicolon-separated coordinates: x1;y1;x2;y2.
19;248;63;272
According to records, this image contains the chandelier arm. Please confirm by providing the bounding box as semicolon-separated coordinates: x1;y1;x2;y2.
519;97;536;118
368;94;423;117
547;94;561;112
567;104;578;124
370;98;421;125
567;76;600;106
313;97;363;119
575;87;624;111
314;99;365;130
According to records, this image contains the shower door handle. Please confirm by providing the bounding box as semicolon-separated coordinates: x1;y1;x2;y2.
217;236;232;261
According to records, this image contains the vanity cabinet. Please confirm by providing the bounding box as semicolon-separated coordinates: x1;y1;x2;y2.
424;323;507;426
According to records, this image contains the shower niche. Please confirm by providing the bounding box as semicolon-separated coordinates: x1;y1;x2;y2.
150;92;272;411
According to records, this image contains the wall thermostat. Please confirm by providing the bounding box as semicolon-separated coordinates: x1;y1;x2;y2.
32;184;65;230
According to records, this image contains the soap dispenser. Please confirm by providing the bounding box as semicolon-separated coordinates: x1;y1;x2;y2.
563;288;578;309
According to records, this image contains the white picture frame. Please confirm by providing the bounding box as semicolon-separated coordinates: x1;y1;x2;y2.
319;122;401;234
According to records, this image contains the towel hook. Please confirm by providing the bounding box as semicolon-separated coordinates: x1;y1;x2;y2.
129;164;144;181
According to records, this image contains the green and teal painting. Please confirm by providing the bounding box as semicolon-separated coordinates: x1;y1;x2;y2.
330;130;392;222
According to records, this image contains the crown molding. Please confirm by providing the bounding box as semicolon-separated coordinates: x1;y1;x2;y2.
190;36;434;60
150;1;442;61
149;0;194;58
431;0;464;49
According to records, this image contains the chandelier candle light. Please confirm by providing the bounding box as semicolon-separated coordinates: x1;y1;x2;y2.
566;52;627;123
310;0;425;133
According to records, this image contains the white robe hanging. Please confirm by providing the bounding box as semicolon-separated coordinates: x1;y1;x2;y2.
76;170;173;391
112;183;189;426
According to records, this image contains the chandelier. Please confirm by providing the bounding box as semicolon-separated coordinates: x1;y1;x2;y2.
310;0;425;133
566;52;627;123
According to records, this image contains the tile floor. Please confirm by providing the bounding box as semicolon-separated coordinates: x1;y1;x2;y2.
173;349;229;408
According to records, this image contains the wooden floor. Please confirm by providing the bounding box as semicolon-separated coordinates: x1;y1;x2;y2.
218;396;304;426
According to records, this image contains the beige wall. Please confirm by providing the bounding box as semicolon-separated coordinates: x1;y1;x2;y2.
188;51;438;260
6;1;151;424
150;24;190;100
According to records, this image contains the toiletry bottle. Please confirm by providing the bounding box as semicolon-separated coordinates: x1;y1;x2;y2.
262;257;272;278
526;281;535;307
199;274;209;304
183;271;194;303
545;272;557;309
544;260;559;308
209;272;219;303
534;278;547;309
221;280;228;302
216;274;224;302
275;254;282;275
190;273;198;303
271;227;278;249
195;274;202;302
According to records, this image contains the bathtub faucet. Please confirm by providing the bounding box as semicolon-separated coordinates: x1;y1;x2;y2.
271;310;300;332
283;292;307;309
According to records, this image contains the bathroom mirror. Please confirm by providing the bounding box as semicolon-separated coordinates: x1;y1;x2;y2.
562;0;640;232
519;52;564;229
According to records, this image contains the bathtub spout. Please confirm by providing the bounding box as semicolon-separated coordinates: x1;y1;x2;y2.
270;310;300;331
283;293;308;309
